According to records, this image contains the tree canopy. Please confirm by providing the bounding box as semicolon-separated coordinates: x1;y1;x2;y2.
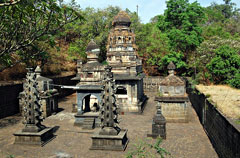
0;0;239;88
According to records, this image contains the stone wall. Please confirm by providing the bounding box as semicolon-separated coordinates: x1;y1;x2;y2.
0;83;23;119
187;84;240;158
51;75;76;98
161;102;190;123
143;76;163;92
0;75;76;119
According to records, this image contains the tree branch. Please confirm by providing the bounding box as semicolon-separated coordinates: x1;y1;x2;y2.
0;0;21;7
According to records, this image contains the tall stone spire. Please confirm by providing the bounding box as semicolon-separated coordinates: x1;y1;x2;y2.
99;65;120;135
22;68;45;132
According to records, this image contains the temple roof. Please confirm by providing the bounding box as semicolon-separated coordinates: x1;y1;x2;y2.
160;75;185;86
86;39;99;52
82;61;104;71
112;11;131;27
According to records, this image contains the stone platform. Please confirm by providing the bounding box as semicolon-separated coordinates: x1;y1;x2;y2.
14;127;54;146
74;112;100;127
0;93;218;158
90;129;129;151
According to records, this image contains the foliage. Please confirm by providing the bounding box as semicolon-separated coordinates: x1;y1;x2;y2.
145;27;171;68
206;45;240;88
158;0;205;54
0;0;82;72
160;51;187;75
126;137;171;158
190;36;240;83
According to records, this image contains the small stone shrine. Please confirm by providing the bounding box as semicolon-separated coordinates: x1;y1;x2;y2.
147;103;166;139
72;40;105;128
90;66;129;151
19;66;59;118
155;62;190;123
14;68;54;146
106;11;146;113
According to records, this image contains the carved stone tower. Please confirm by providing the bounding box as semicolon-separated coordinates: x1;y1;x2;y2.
14;68;54;146
90;65;129;151
106;11;146;113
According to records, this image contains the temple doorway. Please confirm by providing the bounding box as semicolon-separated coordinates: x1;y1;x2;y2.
82;94;99;113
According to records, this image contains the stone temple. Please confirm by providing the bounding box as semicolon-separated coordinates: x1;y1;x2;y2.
72;40;105;128
72;11;146;128
155;62;190;123
106;11;146;113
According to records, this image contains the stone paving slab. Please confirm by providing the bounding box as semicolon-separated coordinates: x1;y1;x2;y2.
0;93;218;158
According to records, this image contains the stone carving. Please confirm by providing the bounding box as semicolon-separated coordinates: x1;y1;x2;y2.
19;66;59;118
99;65;120;135
148;103;166;139
90;65;129;151
14;68;54;146
106;10;146;113
156;62;190;123
22;68;45;132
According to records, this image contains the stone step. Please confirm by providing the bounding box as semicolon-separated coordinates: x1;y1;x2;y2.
82;118;95;130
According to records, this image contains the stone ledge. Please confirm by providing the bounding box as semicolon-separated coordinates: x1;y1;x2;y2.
155;96;189;102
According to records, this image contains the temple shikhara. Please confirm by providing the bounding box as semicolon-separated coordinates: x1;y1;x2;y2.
71;11;146;128
107;11;146;113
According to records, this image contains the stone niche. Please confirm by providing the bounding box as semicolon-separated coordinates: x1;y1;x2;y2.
19;66;59;118
155;62;190;123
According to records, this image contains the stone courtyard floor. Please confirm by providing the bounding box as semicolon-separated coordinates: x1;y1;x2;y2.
0;92;218;158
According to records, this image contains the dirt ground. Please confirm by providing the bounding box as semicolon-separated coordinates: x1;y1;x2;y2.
0;92;218;158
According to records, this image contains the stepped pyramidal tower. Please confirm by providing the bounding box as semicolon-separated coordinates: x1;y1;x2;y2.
106;11;146;113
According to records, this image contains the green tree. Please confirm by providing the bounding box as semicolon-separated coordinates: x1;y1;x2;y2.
158;0;205;55
206;45;240;88
146;27;171;69
160;51;187;75
0;0;82;72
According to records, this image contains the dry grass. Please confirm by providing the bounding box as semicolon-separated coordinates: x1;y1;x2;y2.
196;85;240;119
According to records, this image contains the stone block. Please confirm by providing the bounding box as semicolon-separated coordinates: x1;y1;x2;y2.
14;127;55;146
90;129;129;151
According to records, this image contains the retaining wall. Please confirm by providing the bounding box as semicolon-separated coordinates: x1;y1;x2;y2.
143;76;163;92
0;75;76;119
187;84;240;158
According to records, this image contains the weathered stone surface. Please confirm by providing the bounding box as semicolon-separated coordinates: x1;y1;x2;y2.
148;104;166;139
14;68;54;146
14;127;54;146
90;65;129;151
157;62;190;122
106;11;146;113
19;66;59;118
90;129;129;151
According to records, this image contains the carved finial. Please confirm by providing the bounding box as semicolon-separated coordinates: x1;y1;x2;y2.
167;62;175;75
167;61;176;70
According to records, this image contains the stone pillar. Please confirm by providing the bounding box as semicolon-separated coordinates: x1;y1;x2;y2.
90;65;129;150
148;102;166;139
77;92;83;114
14;68;54;146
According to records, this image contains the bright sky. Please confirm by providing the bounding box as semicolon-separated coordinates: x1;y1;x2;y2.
66;0;240;23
